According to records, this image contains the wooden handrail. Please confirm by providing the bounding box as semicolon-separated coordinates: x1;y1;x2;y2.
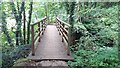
56;17;70;56
56;17;71;27
31;16;47;56
30;16;47;26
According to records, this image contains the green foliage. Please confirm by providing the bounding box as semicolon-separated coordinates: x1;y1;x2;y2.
1;2;119;68
2;45;31;68
73;3;118;47
68;46;119;68
69;3;119;68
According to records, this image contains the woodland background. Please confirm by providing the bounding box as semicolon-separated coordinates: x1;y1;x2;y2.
0;2;119;68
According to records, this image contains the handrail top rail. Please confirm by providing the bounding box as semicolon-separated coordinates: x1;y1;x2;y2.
56;17;71;27
30;16;47;26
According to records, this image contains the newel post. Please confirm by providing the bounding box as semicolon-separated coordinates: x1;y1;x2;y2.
31;25;35;56
67;26;71;56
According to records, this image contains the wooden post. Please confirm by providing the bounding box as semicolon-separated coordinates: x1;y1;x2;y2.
57;21;58;29
38;22;40;42
43;21;44;31
57;21;59;31
31;25;35;56
56;20;58;29
56;19;57;28
43;21;45;32
44;20;46;30
45;19;47;29
42;21;44;35
59;22;61;35
62;24;64;42
67;27;71;56
44;21;46;31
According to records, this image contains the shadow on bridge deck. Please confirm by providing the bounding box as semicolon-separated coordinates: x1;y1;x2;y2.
28;25;73;61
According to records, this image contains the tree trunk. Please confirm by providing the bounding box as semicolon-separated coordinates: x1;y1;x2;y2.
10;2;19;45
27;2;33;44
19;2;25;45
2;11;13;46
23;2;26;44
10;1;24;45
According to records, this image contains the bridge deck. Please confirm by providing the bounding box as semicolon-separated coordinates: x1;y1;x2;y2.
28;25;73;61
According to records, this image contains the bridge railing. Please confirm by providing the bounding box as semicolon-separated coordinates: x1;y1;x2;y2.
56;17;71;55
30;16;47;56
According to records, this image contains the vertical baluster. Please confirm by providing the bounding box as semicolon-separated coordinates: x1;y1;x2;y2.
59;21;61;35
62;23;64;42
56;20;58;29
58;21;60;32
45;19;47;29
57;19;59;29
38;22;40;42
43;20;45;31
44;19;46;30
57;20;59;31
42;21;44;35
56;19;57;28
31;25;35;56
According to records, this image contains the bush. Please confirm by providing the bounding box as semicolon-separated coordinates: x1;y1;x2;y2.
68;46;119;68
2;45;31;68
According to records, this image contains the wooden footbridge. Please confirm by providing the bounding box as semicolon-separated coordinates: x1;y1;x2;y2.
28;16;73;61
